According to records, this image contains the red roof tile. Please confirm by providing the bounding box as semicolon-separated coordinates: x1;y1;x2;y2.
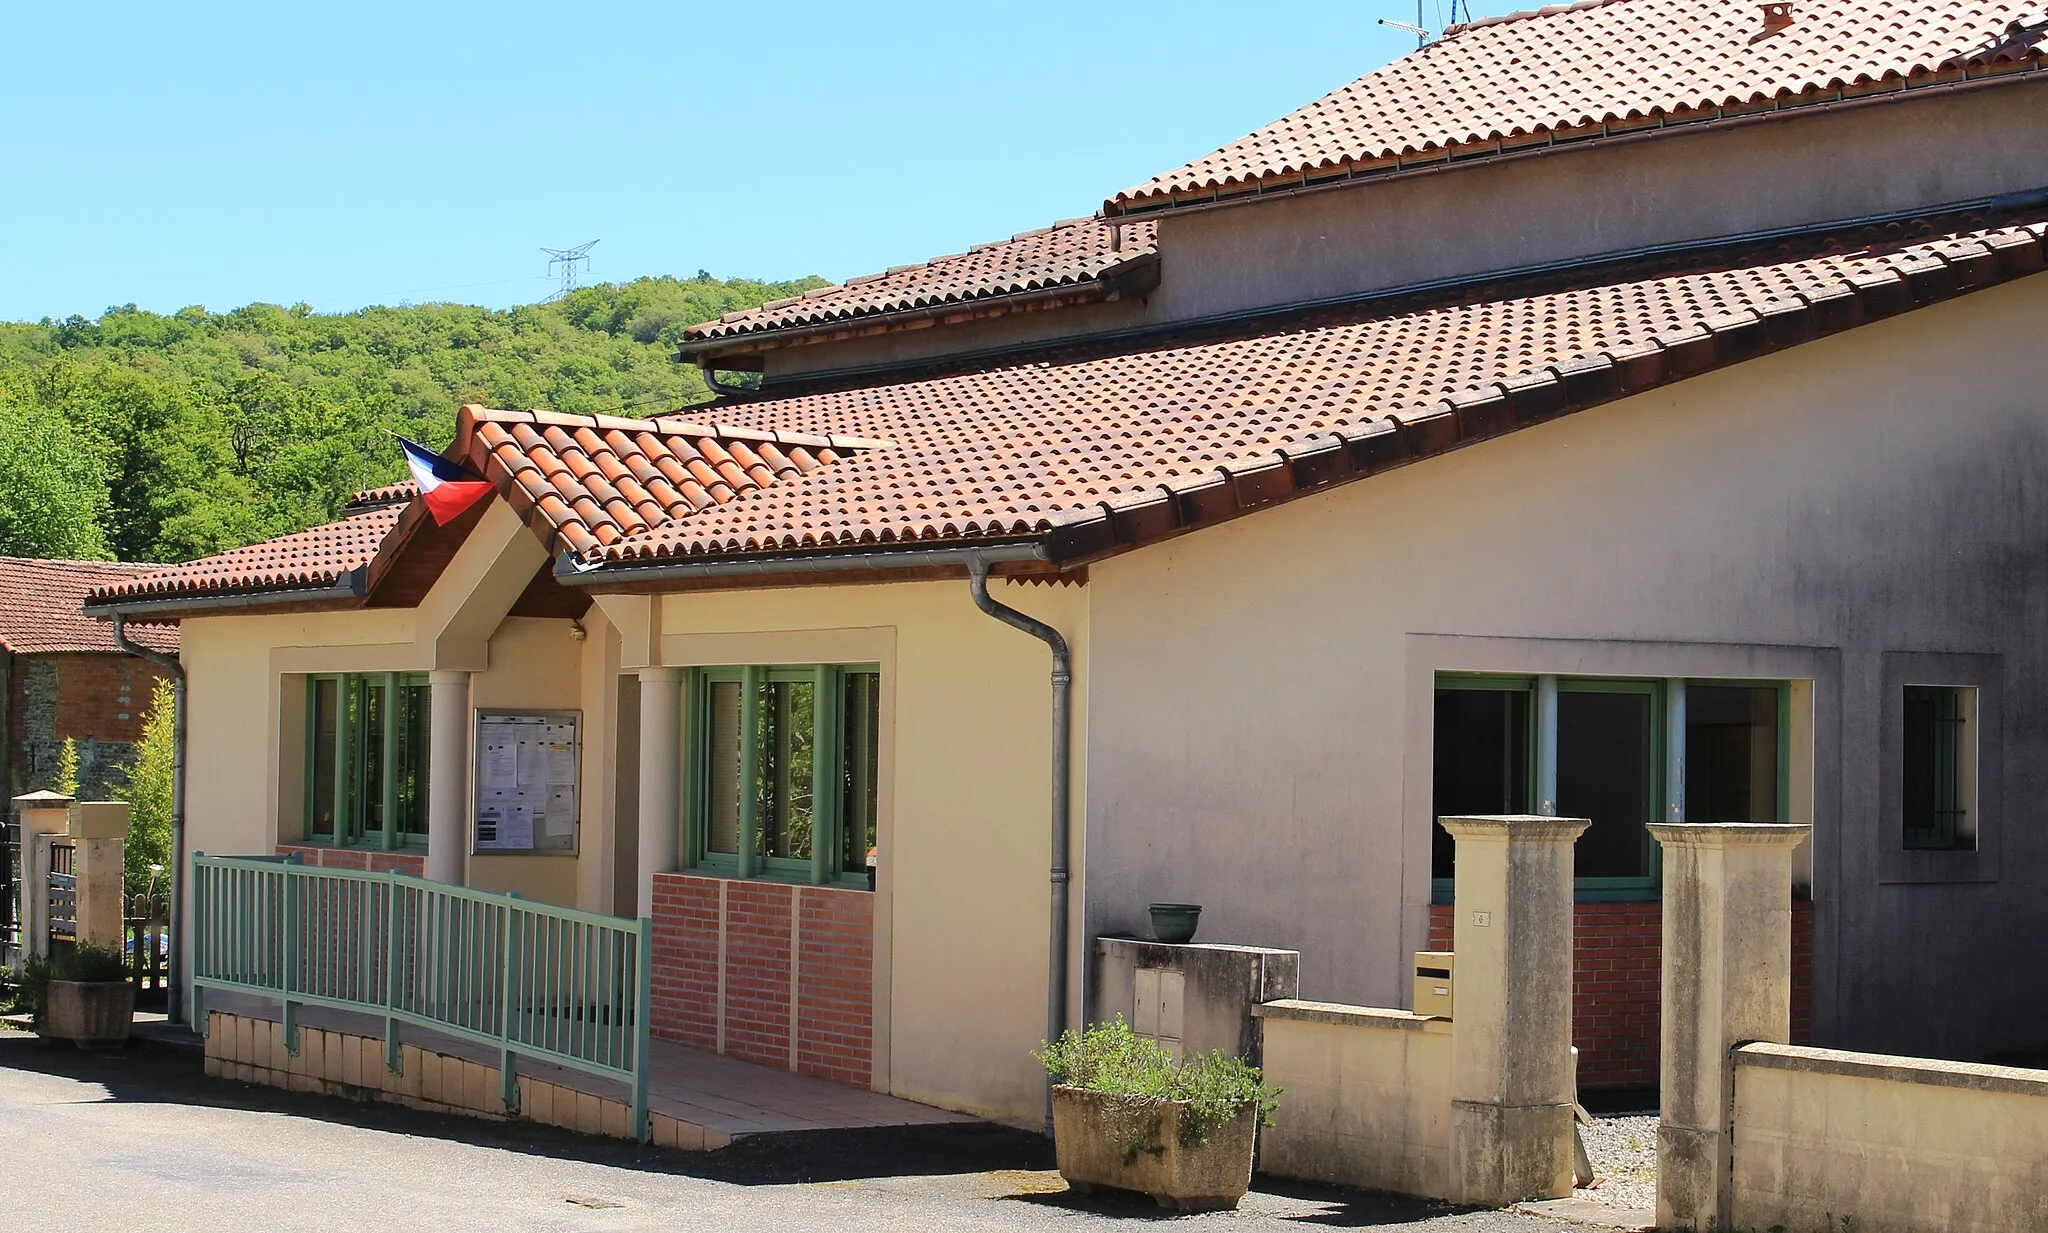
86;410;879;609
84;208;2048;605
452;407;881;559
592;209;2048;566
349;482;417;508
681;218;1159;350
0;558;180;653
89;505;406;607
1109;0;2048;213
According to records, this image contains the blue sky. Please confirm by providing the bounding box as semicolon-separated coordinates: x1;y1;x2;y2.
0;2;1505;321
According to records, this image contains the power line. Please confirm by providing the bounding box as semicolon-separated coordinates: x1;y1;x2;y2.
542;241;600;301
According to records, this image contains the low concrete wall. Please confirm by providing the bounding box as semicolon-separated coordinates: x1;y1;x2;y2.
1091;937;1299;1062
1732;1043;2048;1233
1254;1000;1453;1198
204;1010;721;1151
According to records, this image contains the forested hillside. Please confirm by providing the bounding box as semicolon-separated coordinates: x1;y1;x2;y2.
0;273;826;564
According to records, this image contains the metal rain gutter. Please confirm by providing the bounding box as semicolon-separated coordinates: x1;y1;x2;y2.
550;541;1051;586
82;569;368;620
110;615;189;1027
966;556;1074;1136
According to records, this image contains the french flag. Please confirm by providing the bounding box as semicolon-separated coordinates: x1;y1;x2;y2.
396;436;494;525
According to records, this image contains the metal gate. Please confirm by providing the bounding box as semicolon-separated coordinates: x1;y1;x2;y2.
0;819;16;966
46;840;76;952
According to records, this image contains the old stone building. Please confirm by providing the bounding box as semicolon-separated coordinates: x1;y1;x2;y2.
1;557;178;816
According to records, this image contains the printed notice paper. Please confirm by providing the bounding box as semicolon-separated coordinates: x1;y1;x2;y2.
472;711;580;853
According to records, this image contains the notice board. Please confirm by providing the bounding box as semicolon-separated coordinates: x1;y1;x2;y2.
472;710;580;855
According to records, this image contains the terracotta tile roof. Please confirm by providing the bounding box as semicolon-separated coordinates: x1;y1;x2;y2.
84;410;879;609
349;482;417;509
89;504;406;607
1109;0;2048;213
0;558;180;653
585;208;2048;568
681;218;1159;350
453;407;882;558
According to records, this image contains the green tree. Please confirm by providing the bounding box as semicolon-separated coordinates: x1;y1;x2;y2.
115;677;176;905
0;401;111;559
55;738;80;796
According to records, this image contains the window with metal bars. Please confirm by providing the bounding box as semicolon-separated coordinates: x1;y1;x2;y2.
687;665;880;887
1903;685;1975;851
304;673;430;849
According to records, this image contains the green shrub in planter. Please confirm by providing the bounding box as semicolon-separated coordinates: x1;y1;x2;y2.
21;945;130;1031
1038;1017;1280;1210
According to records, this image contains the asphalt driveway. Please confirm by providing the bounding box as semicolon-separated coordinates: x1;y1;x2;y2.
0;1026;1566;1233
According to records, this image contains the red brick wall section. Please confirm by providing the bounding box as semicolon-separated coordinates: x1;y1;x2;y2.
1427;899;1817;1090
646;872;876;1089
52;652;168;744
796;887;875;1087
273;845;426;877
721;881;796;1069
650;875;720;1051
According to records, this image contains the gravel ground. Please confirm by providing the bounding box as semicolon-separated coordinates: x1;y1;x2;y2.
1574;1113;1658;1213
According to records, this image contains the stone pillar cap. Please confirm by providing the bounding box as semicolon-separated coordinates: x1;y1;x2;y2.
12;790;76;807
1438;814;1591;841
1648;821;1811;850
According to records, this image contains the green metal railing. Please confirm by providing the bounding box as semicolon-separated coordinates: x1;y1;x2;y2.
189;852;652;1140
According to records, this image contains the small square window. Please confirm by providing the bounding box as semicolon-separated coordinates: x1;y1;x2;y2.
1902;685;1977;852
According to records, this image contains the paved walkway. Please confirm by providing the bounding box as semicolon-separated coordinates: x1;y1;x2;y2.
199;990;967;1141
0;1026;1569;1233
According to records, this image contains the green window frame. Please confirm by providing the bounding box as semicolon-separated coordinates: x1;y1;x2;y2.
1432;673;1791;902
304;672;431;850
1902;685;1973;851
684;664;881;887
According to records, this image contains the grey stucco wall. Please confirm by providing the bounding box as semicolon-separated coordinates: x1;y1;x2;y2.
1080;273;2048;1069
753;82;2048;386
1146;80;2048;325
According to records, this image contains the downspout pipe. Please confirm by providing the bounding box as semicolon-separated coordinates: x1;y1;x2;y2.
111;615;188;1027
966;556;1072;1134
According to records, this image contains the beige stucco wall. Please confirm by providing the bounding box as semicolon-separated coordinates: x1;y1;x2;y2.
1732;1043;2048;1233
1082;273;2048;1065
1255;1003;1452;1196
610;577;1089;1126
176;503;620;1000
1148;80;2048;325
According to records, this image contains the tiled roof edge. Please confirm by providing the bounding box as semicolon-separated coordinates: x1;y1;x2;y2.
1031;224;2047;562
681;218;1158;350
1106;58;2048;216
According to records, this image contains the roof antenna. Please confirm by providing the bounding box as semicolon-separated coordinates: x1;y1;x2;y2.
1382;0;1463;47
542;241;599;302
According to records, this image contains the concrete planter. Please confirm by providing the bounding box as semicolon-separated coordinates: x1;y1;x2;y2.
40;980;136;1049
1051;1084;1258;1211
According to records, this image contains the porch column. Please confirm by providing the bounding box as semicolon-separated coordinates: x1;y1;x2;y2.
426;670;472;884
1443;813;1587;1206
635;667;683;918
1648;822;1808;1232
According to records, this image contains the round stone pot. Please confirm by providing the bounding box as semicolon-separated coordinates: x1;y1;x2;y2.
40;980;136;1049
1148;903;1202;944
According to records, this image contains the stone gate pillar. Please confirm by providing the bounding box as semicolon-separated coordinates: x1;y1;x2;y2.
70;801;128;951
1648;822;1809;1232
11;791;73;963
1442;814;1588;1206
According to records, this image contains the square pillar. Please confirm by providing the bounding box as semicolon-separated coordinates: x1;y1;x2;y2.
635;668;683;918
12;791;72;964
1648;822;1809;1232
426;670;472;884
1442;814;1588;1207
71;801;128;951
